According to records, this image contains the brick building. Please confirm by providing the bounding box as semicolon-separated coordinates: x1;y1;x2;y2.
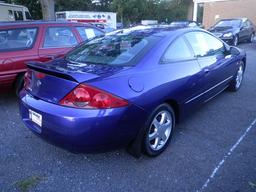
188;0;256;29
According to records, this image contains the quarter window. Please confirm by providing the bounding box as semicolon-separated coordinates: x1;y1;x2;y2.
162;37;193;62
185;32;224;57
0;28;37;51
75;27;104;41
43;27;78;48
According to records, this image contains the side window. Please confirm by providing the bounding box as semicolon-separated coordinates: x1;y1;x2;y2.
14;11;24;21
242;21;248;28
0;28;37;51
246;21;251;27
76;27;104;41
185;32;224;57
43;27;78;48
162;37;193;62
8;10;14;19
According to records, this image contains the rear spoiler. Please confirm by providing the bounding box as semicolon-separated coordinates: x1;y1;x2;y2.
26;62;78;82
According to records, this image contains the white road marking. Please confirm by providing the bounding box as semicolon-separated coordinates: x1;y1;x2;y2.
197;118;256;192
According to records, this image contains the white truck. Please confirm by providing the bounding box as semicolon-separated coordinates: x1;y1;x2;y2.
56;11;117;29
0;2;32;21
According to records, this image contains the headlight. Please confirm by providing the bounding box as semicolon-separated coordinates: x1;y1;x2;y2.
223;32;233;38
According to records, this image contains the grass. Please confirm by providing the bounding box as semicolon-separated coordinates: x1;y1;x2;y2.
15;176;42;192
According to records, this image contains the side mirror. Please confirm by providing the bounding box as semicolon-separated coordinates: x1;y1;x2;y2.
225;46;240;56
230;46;240;55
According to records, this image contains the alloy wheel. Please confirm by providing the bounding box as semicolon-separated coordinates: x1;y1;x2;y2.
235;65;244;89
148;110;173;151
233;36;238;46
250;34;254;43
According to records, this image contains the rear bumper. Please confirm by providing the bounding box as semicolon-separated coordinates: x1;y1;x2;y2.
19;90;148;152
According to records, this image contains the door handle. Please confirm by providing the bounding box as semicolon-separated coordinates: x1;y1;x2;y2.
204;68;210;74
42;55;56;60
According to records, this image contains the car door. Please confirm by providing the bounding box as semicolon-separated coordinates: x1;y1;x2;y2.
0;26;41;85
38;25;79;62
185;31;235;102
160;36;206;110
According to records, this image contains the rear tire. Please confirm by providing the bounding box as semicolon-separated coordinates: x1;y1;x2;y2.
228;61;245;92
14;73;25;96
143;104;175;157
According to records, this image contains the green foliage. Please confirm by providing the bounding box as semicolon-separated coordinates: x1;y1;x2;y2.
15;176;42;192
4;0;190;24
111;0;191;25
55;0;91;12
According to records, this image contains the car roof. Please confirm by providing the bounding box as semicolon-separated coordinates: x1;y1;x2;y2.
107;25;203;39
0;20;94;27
218;18;248;22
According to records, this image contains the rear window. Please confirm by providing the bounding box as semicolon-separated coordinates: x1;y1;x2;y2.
25;11;32;20
0;28;37;52
66;33;153;66
75;27;104;41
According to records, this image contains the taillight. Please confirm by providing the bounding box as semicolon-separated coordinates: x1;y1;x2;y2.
59;84;129;109
24;69;32;90
35;71;45;79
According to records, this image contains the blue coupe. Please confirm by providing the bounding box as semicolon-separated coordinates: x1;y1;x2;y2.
19;26;246;157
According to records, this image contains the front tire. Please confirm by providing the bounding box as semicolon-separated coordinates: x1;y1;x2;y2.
228;61;245;92
143;104;175;157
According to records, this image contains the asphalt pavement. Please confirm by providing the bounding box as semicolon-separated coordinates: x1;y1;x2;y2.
0;42;256;192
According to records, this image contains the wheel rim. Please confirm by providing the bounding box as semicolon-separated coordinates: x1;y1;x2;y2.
148;110;173;151
235;65;244;89
251;34;254;42
234;36;238;46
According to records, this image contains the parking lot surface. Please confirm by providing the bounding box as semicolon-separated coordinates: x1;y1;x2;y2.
1;43;256;192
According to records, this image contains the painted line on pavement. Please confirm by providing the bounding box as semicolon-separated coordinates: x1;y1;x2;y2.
197;118;256;192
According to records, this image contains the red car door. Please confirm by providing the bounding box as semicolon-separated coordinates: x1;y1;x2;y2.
38;25;81;62
0;26;42;86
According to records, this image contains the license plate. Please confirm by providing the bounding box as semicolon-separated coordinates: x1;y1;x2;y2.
29;109;42;127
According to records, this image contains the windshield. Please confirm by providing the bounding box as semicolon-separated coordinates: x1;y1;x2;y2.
215;19;242;28
66;32;155;66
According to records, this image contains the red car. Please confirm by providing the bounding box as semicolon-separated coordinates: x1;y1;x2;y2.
0;21;104;94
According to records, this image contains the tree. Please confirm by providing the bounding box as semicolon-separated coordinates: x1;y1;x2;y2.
39;0;55;20
55;0;91;12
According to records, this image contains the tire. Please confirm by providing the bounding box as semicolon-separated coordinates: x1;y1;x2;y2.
143;103;175;157
228;61;245;92
233;35;239;46
14;73;25;96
